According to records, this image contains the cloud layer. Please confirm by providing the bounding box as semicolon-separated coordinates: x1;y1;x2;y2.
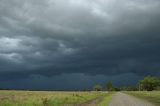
0;0;160;81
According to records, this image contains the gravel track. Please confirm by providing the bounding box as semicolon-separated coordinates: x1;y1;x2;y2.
78;97;102;106
109;92;154;106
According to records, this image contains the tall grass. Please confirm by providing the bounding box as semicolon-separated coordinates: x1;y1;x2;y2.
0;90;105;106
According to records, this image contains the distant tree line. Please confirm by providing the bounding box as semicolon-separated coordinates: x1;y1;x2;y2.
93;76;160;91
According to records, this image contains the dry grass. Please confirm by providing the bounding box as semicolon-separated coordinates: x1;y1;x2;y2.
0;90;106;106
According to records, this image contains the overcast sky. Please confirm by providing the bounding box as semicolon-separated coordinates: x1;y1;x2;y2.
0;0;160;90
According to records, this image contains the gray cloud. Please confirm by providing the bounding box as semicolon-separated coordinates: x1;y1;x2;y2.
0;0;160;83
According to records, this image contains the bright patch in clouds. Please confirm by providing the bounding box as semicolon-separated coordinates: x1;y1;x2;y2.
0;37;21;52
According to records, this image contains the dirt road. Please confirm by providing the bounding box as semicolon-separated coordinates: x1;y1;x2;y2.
78;97;102;106
109;92;154;106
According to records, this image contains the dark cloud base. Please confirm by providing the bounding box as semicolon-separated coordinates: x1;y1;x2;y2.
0;73;143;90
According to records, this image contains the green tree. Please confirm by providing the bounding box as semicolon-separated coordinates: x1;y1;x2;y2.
106;81;115;91
93;84;102;91
139;76;160;91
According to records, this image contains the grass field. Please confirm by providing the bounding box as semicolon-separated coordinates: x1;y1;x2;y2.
125;91;160;106
0;90;113;106
2;90;159;106
99;92;115;106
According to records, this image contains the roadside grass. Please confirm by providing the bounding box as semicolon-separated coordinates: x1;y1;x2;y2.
99;92;115;106
0;90;105;106
125;91;160;106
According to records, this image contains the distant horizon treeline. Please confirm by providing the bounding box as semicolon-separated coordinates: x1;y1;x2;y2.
93;76;160;91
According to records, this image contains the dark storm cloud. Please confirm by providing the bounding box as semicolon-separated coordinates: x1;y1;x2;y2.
0;73;143;90
0;0;160;81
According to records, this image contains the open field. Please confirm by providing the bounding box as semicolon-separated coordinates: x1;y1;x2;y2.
125;91;160;106
0;90;113;106
0;90;159;106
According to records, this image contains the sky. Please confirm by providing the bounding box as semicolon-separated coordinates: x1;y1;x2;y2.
0;0;160;90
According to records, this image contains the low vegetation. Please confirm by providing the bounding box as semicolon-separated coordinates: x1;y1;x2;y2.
99;92;115;106
0;90;113;106
125;91;160;106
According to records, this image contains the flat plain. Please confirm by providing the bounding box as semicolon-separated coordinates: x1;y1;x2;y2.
0;91;160;106
0;90;113;106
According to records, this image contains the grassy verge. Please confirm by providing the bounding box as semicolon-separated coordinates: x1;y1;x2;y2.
0;90;105;106
125;91;160;106
99;92;115;106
